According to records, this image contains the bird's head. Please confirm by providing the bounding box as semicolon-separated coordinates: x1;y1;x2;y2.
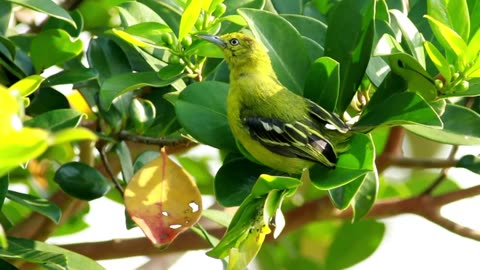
198;32;271;71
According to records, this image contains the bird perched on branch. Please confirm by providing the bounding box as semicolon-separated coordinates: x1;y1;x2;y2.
198;32;350;174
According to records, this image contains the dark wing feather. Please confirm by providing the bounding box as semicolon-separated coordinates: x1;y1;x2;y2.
243;117;337;166
306;99;350;133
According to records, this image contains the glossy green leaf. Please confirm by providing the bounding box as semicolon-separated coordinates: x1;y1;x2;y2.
30;29;83;72
215;153;274;206
425;15;468;59
282;14;327;46
178;0;202;42
0;176;8;211
124;22;173;47
42;9;83;38
6;191;61;223
303;57;339;112
158;64;185;80
324;0;374;113
51;127;97;145
457;154;480;174
138;0;182;34
224;0;265;16
310;134;374;189
427;0;470;41
424;41;452;82
328;175;365;210
99;72;179;109
239;8;311;95
5;237;105;270
0;239;66;270
133;150;160;173
86;37;132;84
43;68;98;87
405;104;480;145
114;141;134;183
271;0;302;14
388;53;437;100
7;0;75;27
351;169;378;221
202;209;232;227
54;162;111;201
357;91;442;129
0;128;49;177
0;2;12;36
24;109;82;131
117;1;167;26
176;81;236;150
467;27;480;64
8;75;44;97
26;87;70;116
325;220;385;270
390;10;425;66
251;175;301;197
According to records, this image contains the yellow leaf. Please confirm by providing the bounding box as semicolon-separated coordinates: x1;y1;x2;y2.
67;90;96;119
124;148;202;246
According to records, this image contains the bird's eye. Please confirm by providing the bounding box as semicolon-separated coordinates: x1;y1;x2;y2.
230;38;240;46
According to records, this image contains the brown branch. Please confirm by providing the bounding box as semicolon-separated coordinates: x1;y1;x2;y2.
116;131;193;147
98;145;125;195
59;185;480;260
421;145;459;195
388;157;458;169
376;126;405;173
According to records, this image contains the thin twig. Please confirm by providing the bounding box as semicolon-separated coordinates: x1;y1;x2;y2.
98;146;125;195
116;130;193;147
376;126;405;174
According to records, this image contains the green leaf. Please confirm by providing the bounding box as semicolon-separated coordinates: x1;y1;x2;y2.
178;0;202;42
126;98;156;134
0;239;66;270
224;0;265;16
30;29;83;72
271;0;302;14
114;141;134;183
133;150;160;173
0;128;49;177
251;174;301;197
424;15;468;60
457;154;480;174
281;14;327;47
138;0;182;34
351;169;378;221
54;162;111;201
99;72;179;109
356;92;442;129
0;2;12;36
387;52;437;100
303;57;339;112
238;8;311;95
5;237;105;270
405;104;480;145
310;134;374;189
328;174;365;210
324;0;374;113
26;88;70;116
42;9;84;38
427;0;470;41
424;41;452;82
389;9;425;67
202;209;232;227
51;127;97;145
8;75;44;97
24;109;82;132
86;37;132;84
7;0;75;27
43;68;98;87
117;1;167;26
325;220;385;270
214;153;275;206
175;81;236;150
6;191;61;223
158;63;185;80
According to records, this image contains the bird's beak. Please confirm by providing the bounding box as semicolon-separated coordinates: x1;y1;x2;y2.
197;34;227;48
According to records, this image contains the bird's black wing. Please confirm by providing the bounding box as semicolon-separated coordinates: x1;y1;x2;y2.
243;116;337;167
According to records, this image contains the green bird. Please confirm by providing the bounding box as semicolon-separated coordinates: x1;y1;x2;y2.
199;32;350;174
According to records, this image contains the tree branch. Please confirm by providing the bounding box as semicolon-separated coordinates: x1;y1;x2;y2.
116;131;193;147
59;185;480;260
376;127;405;173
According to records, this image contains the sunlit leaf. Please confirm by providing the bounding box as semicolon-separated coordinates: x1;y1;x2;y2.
6;191;61;223
124;148;202;246
8;75;44;97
